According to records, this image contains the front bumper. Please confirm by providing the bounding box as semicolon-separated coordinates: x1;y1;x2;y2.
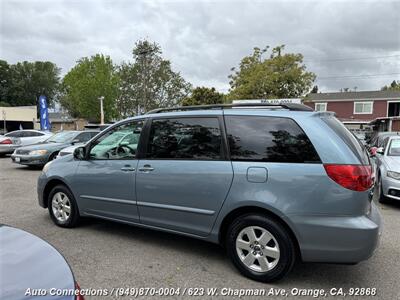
382;174;400;201
288;202;382;264
11;153;48;166
37;172;48;208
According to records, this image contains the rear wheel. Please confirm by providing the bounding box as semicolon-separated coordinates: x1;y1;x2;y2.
48;185;80;227
226;214;296;282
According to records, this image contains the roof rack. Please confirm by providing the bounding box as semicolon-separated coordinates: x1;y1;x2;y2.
146;102;313;114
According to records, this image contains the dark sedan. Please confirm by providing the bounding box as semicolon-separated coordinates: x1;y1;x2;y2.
11;131;98;167
0;224;84;300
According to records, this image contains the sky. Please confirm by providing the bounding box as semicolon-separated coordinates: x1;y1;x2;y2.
1;0;399;94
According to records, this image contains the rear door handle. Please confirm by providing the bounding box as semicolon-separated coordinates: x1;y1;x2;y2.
121;166;136;172
138;164;154;172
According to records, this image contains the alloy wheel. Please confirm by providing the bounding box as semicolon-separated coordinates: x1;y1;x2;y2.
236;226;280;273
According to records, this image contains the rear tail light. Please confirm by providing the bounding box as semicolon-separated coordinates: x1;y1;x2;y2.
75;282;85;300
0;138;13;144
324;164;374;192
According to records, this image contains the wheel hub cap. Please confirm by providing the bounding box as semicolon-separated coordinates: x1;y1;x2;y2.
236;226;280;273
51;192;71;222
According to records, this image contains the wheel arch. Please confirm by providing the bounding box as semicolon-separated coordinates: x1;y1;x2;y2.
218;206;301;260
42;178;71;208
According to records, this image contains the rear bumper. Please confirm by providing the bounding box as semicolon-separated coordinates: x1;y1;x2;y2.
0;145;18;154
288;202;382;263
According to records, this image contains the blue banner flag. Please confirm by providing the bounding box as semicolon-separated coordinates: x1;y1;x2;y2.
39;95;51;131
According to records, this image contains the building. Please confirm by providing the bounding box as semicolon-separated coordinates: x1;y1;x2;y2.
48;112;87;132
304;90;400;130
0;106;39;133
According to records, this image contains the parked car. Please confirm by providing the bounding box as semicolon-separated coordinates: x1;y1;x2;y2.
11;130;98;167
368;131;400;156
57;131;101;159
0;130;52;156
0;135;20;156
37;103;381;282
0;224;84;300
375;136;400;203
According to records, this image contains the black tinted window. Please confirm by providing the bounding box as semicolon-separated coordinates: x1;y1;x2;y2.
75;132;93;143
225;116;320;163
146;118;222;160
322;116;369;165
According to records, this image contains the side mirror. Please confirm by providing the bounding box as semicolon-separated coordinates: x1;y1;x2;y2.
73;146;86;160
376;147;384;155
71;139;80;145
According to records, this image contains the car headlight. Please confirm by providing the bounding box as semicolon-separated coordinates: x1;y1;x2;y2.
29;150;48;156
387;171;400;180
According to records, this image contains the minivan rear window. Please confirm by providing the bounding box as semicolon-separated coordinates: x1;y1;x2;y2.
225;116;321;163
322;117;370;165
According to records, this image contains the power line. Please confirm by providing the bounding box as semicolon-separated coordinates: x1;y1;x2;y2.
304;54;400;63
317;72;400;80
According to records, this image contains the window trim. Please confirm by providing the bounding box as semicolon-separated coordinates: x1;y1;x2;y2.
315;102;327;112
86;119;146;161
142;115;228;161
354;101;373;115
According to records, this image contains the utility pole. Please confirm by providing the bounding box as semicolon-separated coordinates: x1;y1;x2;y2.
99;96;105;124
2;110;6;133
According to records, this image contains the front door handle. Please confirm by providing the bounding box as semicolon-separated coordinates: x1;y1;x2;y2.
121;166;136;172
138;164;154;172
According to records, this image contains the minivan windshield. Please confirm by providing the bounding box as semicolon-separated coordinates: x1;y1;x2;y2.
46;131;77;143
388;139;400;156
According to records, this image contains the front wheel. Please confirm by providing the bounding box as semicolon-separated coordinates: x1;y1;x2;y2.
377;175;389;204
48;185;80;227
226;214;296;282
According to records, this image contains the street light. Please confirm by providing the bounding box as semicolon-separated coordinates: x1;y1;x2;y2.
99;96;105;125
2;110;6;133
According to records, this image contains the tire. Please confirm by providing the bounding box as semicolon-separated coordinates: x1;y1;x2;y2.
377;174;389;204
226;214;296;282
48;184;80;228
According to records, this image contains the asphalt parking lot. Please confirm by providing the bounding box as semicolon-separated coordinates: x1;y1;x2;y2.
1;156;400;300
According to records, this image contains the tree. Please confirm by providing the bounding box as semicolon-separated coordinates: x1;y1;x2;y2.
381;80;400;91
117;40;191;117
227;45;315;100
60;54;119;122
310;85;318;93
181;87;224;106
0;60;60;106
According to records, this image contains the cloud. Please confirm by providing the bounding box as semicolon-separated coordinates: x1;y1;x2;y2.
1;0;399;93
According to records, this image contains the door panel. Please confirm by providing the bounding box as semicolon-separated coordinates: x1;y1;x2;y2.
72;120;144;222
136;116;233;236
74;160;139;222
136;160;233;236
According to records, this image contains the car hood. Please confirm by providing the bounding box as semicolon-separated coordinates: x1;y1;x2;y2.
384;156;400;172
18;142;70;152
0;225;75;300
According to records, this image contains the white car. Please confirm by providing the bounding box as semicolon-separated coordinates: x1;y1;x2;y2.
0;130;53;155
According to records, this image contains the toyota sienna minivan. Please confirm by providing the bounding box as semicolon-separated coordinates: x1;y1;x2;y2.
37;103;381;282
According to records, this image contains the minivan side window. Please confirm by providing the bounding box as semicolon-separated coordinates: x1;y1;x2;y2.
146;118;222;160
89;121;143;160
225;116;320;163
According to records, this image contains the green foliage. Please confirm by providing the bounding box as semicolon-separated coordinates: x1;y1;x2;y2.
228;45;316;100
181;87;224;106
381;80;400;91
60;54;119;122
0;60;60;106
117;40;191;117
